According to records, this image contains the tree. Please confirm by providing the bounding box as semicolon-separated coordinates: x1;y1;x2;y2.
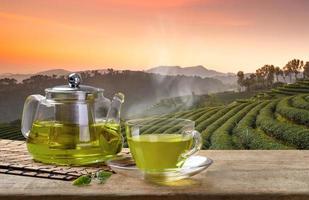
265;65;275;87
0;78;17;86
22;75;51;84
290;59;303;79
236;71;245;91
283;63;293;83
282;73;287;83
242;77;250;91
252;65;275;89
284;59;303;82
93;70;101;77
300;60;304;78
274;67;283;82
255;68;265;89
107;68;115;75
303;62;309;78
248;74;257;90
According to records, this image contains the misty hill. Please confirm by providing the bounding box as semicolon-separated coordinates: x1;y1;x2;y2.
213;75;238;85
0;73;32;83
35;69;71;77
1;66;238;85
0;69;71;82
0;70;229;123
147;65;234;77
147;65;237;85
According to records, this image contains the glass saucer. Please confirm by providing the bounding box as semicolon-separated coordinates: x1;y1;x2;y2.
106;155;213;183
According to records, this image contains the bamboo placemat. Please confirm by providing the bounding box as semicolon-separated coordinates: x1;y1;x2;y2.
0;139;122;181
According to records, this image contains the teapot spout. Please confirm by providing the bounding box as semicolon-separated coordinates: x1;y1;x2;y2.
106;93;125;123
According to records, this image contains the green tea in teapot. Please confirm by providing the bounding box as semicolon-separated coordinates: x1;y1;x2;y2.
27;120;122;165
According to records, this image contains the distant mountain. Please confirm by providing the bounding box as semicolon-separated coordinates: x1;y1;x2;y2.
0;66;239;86
0;69;71;82
0;73;32;83
35;69;71;77
1;66;236;83
147;65;234;78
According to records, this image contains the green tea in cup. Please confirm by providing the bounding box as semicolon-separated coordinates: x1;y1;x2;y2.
125;118;202;172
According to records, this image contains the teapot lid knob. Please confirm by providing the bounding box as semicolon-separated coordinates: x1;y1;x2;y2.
68;73;81;88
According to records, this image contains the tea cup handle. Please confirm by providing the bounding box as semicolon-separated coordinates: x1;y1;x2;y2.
182;130;202;158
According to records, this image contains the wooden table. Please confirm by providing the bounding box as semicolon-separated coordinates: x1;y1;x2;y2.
0;150;308;200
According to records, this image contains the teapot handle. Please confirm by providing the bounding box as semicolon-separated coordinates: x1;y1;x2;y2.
21;95;45;138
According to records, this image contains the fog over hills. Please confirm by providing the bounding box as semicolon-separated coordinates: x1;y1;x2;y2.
0;69;71;82
147;65;235;77
36;69;71;77
0;66;238;85
0;70;230;123
147;65;237;85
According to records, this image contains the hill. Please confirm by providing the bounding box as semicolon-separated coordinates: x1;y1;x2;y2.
1;66;238;85
147;65;233;77
0;70;228;123
128;79;309;149
34;69;71;77
147;65;237;86
0;73;32;83
0;69;71;82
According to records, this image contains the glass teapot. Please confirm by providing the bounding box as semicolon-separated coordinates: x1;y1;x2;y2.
21;73;124;166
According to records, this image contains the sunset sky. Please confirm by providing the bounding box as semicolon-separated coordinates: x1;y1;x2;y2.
0;0;309;74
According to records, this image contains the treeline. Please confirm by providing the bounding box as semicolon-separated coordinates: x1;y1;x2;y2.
237;59;309;91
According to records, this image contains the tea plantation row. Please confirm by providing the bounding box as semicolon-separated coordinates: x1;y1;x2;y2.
0;125;24;140
142;79;309;149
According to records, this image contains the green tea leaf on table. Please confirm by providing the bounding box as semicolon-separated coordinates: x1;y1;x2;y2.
72;175;91;186
96;171;113;184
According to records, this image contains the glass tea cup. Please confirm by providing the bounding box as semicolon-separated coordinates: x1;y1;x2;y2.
125;118;202;175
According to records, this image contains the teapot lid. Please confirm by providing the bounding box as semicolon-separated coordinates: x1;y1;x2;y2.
45;73;104;100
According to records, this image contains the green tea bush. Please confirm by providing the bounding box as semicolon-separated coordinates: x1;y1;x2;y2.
143;107;214;134
276;97;309;126
256;101;309;149
194;107;221;124
209;103;258;149
200;103;249;149
0;125;23;140
185;107;217;121
279;87;309;93
159;108;217;134
195;104;238;133
291;94;309;110
285;85;309;89
271;89;296;96
169;107;208;118
232;101;292;149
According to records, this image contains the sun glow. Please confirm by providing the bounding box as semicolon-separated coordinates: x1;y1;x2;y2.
0;0;309;73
